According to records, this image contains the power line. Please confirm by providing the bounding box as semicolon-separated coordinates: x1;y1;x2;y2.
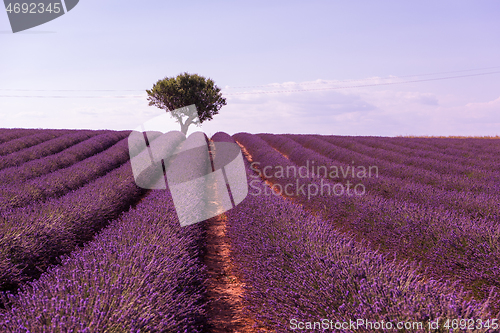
0;68;499;98
222;66;500;90
0;95;145;98
222;71;500;95
1;66;500;92
0;88;144;92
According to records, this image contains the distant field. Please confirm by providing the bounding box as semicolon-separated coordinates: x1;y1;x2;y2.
0;128;499;332
398;135;500;139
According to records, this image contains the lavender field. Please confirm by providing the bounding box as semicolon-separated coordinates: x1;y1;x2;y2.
0;128;499;332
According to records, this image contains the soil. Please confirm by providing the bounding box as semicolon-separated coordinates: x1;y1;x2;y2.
202;140;272;332
203;214;265;332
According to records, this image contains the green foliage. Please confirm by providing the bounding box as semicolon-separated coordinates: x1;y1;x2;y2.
146;72;227;134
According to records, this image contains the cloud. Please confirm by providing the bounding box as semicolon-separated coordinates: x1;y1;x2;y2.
203;76;500;137
2;77;498;137
204;78;445;135
462;96;500;121
428;96;500;133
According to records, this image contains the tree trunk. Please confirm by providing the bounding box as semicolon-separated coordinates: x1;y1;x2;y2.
180;117;195;135
181;122;190;135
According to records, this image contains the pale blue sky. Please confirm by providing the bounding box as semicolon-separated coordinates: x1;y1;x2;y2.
1;0;499;136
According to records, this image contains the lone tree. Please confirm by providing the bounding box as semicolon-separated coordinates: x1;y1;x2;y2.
146;72;227;134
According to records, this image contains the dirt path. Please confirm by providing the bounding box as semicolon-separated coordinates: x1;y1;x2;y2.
202;140;272;332
203;213;262;333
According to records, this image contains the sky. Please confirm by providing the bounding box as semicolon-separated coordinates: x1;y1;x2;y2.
1;0;499;137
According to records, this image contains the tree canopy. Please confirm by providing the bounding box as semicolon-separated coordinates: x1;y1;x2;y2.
146;72;227;134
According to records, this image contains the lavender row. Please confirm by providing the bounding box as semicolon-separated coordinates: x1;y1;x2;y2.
370;136;483;153
0;136;136;210
0;130;72;157
257;133;500;223
0;130;186;292
0;129;45;145
287;134;500;195
316;135;500;188
0;130;104;171
226;160;495;332
167;131;217;227
234;133;500;305
0;131;129;185
371;136;500;161
398;136;500;154
364;135;500;174
342;135;500;173
0;188;207;332
271;133;500;301
355;136;489;161
0;161;145;294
